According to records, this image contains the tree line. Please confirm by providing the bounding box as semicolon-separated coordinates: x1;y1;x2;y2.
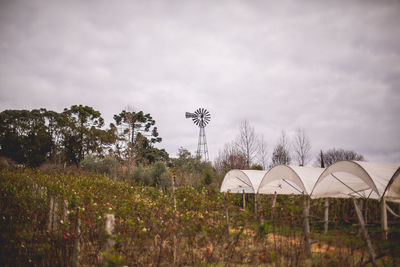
0;105;167;167
214;119;364;176
0;107;364;188
0;105;216;189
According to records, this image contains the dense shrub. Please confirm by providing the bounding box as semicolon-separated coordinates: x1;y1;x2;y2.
126;162;170;189
80;155;119;178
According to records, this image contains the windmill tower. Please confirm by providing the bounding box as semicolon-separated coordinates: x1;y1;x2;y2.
185;108;211;161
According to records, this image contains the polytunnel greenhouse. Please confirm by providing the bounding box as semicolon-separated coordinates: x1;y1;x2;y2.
310;160;400;202
220;169;267;193
257;165;324;195
220;160;400;202
220;160;400;265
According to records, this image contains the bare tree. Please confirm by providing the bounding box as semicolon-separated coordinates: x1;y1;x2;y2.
214;141;247;175
316;148;365;167
235;120;259;168
293;128;311;166
257;135;268;170
270;130;291;167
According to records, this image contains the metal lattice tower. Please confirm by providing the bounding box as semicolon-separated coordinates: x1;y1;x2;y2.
185;108;211;161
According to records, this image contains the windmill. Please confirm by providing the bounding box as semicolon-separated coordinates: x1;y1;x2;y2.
185;108;211;161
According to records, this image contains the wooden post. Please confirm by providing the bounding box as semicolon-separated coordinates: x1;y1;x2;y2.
172;174;177;212
256;193;262;223
353;198;377;267
104;214;115;252
254;193;258;214
302;196;312;258
324;198;329;234
364;199;368;225
223;192;230;236
271;192;277;221
358;199;364;235
48;195;58;231
171;174;177;264
202;188;206;212
72;208;80;267
242;190;246;210
380;198;388;240
63;200;69;222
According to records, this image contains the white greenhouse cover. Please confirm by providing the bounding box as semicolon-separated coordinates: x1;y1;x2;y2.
220;170;267;193
220;161;400;202
257;165;324;195
311;161;400;202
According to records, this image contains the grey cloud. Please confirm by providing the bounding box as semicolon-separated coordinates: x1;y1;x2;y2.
0;0;399;163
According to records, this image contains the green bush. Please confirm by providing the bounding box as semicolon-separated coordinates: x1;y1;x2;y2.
127;162;170;189
80;155;119;178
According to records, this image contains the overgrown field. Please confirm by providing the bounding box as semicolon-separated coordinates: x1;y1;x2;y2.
1;169;399;266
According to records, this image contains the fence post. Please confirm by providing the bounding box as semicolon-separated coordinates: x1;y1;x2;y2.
171;174;177;265
63;200;69;222
223;192;230;236
242;190;246;210
271;192;277;221
353;198;377;267
171;174;177;212
104;214;115;252
254;193;258;215
302;196;312;257
364;199;368;224
324;198;329;234
48;195;58;232
380;198;388;240
72;208;80;267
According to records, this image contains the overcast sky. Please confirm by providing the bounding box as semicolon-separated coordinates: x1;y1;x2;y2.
1;0;399;165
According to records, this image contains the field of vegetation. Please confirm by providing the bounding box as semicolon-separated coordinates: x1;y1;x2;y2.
1;167;399;266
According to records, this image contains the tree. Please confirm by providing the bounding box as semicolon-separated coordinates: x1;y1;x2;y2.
214;141;247;176
319;150;325;168
42;109;68;164
62;105;116;166
131;133;169;165
317;148;365;167
150;162;171;189
113;107;162;164
257;135;268;170
235;120;259;168
0;109;53;167
171;147;215;188
292;128;311;166
26;109;54;167
270;130;291;167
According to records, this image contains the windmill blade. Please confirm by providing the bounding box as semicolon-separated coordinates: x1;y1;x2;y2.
189;108;211;127
185;112;196;118
204;111;210;122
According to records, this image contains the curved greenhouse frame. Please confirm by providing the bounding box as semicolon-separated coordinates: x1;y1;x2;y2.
311;161;400;202
257;165;324;195
220;169;267;193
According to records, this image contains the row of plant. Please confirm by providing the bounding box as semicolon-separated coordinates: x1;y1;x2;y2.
1;168;399;266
